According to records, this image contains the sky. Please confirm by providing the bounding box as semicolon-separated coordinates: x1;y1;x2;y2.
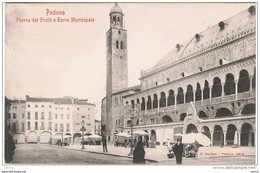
5;2;254;120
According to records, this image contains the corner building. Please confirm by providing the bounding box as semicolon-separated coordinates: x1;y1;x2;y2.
9;95;96;144
101;4;256;147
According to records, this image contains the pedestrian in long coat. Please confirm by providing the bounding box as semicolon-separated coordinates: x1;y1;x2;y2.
133;141;145;164
102;137;108;153
173;138;184;164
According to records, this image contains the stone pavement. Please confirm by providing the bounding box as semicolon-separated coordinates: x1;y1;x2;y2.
52;143;170;162
50;143;256;163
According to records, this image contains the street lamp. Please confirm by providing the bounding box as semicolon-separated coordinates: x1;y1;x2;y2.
80;120;86;150
127;105;135;156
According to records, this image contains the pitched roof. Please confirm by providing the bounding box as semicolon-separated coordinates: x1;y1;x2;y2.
143;6;256;76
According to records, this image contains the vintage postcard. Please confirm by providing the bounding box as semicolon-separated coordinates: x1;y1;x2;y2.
2;2;257;172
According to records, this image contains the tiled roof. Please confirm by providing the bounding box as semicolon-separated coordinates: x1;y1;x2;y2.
145;6;256;75
25;95;95;106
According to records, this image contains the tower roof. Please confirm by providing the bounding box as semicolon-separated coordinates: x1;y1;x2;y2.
110;3;123;14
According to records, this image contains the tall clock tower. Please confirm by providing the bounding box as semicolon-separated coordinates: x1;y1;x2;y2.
104;3;128;139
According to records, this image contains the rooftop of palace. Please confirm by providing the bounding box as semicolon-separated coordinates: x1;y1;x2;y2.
25;95;95;106
140;5;256;78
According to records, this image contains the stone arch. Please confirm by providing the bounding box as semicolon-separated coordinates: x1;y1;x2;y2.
147;95;152;110
226;124;237;145
186;124;198;134
144;130;149;141
185;85;193;103
40;131;52;144
153;94;158;109
212;77;222;98
13;133;26;144
203;80;210;99
241;123;254;146
167;90;175;106
27;131;37;143
179;113;187;121
159;92;166;107
162;115;173;123
240;103;255;115
224;73;235;95
195;83;202;101
213;125;224;146
177;87;184;104
198;110;208;119
201;126;211;139
238;69;250;93
215;107;233;117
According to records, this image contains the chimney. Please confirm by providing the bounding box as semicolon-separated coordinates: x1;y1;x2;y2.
218;21;226;30
176;44;181;51
248;6;256;15
195;34;201;41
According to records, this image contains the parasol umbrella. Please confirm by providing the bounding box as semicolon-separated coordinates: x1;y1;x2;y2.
88;134;102;139
133;130;148;136
115;132;131;138
174;133;183;136
181;133;210;146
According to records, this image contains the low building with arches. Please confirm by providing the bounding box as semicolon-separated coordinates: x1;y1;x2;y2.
101;4;256;147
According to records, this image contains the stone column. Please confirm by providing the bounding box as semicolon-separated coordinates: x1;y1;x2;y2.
210;131;214;146
249;75;253;92
201;87;204;105
151;99;153;109
235;80;238;100
145;101;147;115
157;97;160;112
237;130;241;146
174;95;177;110
165;95;168;107
193;90;196;103
248;131;253;146
221;83;225;97
209;85;212;103
183;92;186;104
223;131;227;146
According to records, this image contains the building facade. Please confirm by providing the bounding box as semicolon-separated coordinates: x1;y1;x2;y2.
8;95;95;144
95;120;101;135
101;4;256;147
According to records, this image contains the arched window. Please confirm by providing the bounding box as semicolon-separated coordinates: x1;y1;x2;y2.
238;70;250;93
195;83;201;101
185;85;193;103
167;90;175;106
203;80;210;99
113;16;116;24
141;97;145;111
131;100;135;109
147;96;152;110
162;115;173;123
177;88;184;104
159;92;166;107
199;67;203;72
198;111;207;118
219;59;223;65
224;73;235;95
153;94;158;109
120;41;123;49
212;77;222;98
179;113;187;121
116;41;119;49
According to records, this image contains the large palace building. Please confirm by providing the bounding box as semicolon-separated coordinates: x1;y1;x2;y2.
101;4;256;147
